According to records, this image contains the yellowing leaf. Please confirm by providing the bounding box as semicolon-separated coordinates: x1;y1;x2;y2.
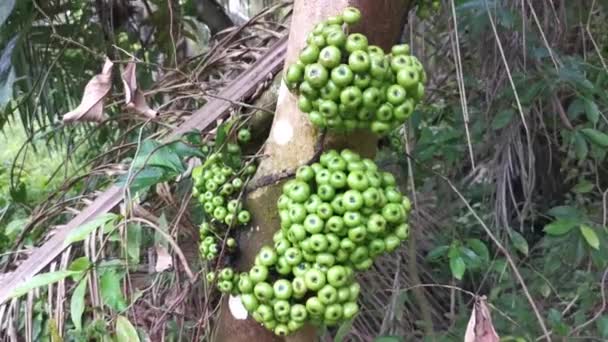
580;225;600;250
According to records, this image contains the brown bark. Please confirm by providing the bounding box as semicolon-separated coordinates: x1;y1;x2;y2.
214;1;412;341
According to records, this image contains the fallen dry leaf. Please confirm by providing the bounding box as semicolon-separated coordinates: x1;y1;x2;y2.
154;245;173;272
121;60;157;118
464;296;499;342
63;58;113;123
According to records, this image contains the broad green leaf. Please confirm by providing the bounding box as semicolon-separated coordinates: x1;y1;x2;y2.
64;213;118;246
168;141;205;159
117;166;166;193
584;99;600;124
334;319;353;342
466;239;490;262
69;257;91;273
567;98;585;119
449;255;466;280
132;140;185;173
573;132;588;160
9;270;79;299
491;109;514;130
543;219;578;236
580;225;600;250
100;270;127;312
426;245;449;261
596;315;608;338
581;128;608;148
115;315;140;342
572;180;594;194
70;279;87;331
546;206;581;219
510;230;529;256
447;244;461;259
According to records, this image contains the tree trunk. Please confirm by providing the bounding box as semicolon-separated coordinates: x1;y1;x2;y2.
214;1;412;341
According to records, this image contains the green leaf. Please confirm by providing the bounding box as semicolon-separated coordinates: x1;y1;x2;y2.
126;223;142;264
117;166;167;193
334;319;353;342
115;315;140;342
584;99;600;124
581;128;608;148
491;109;514;130
70;279;87;331
567;98;585;119
573;132;589;160
8;270;79;299
449;255;466;280
572;180;594;194
64;213;118;246
543;219;578;236
466;239;490;262
580;225;600;250
69;257;91;273
214;122;232;150
510;230;529;256
131;140;185;174
547;205;582;220
596;315;608;338
168;141;205;159
100;270;127;312
426;245;449;261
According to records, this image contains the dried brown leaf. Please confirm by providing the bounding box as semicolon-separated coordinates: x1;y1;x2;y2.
121;61;157;118
464;296;500;342
63;58;113;123
154;246;172;272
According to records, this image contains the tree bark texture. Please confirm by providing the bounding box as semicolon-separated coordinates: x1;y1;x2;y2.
214;1;412;341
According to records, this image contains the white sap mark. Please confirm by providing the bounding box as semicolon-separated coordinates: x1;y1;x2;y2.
229;295;248;320
273;119;293;145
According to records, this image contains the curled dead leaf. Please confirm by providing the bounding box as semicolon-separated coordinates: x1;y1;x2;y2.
121;60;157;118
154;245;172;272
464;296;499;342
63;58;113;123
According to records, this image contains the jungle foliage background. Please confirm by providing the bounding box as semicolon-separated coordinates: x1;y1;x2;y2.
1;0;608;341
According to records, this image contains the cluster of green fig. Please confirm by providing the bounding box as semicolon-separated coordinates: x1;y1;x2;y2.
215;149;411;336
193;128;256;261
284;6;426;135
415;0;441;19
